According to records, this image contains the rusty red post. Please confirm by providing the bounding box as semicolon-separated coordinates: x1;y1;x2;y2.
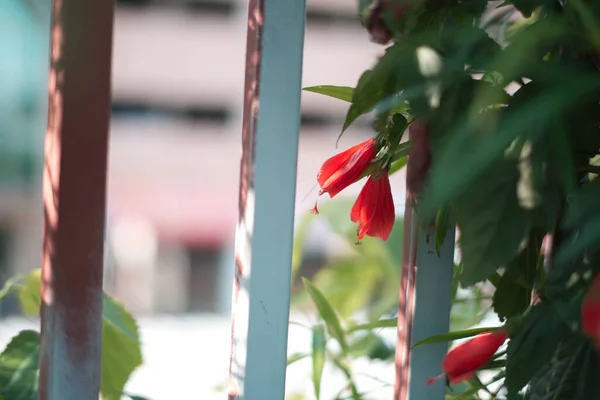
394;197;419;400
39;0;115;399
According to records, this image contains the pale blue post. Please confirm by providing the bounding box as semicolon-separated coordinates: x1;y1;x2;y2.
408;225;455;399
227;0;306;399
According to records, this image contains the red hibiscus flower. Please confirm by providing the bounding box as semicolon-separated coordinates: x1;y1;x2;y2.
317;139;376;198
427;331;508;386
582;273;600;347
350;169;395;241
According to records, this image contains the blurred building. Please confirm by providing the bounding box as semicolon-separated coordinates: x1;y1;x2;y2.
0;0;408;316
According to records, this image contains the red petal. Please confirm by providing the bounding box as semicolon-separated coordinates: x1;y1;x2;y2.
350;171;395;241
582;273;600;345
317;139;375;198
441;331;507;384
364;171;395;241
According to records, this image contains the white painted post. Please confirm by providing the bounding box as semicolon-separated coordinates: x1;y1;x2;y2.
227;0;306;398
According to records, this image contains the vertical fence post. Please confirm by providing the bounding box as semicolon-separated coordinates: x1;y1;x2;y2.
408;223;455;399
395;202;455;400
227;0;306;399
39;0;114;399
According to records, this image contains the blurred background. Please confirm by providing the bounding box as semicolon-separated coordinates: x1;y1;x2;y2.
0;0;415;399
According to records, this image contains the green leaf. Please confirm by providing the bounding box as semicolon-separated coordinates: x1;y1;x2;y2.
17;269;41;316
308;259;381;319
554;216;600;269
125;395;152;400
0;330;40;400
525;335;600;400
411;327;496;349
387;113;409;145
303;86;354;103
454;159;529;286
287;352;310;366
564;178;600;227
440;23;503;70
311;325;326;400
0;276;21;303
347;332;394;361
512;0;548;18
434;206;451;257
347;317;397;333
448;387;481;400
493;230;543;321
389;157;408;176
13;269;142;400
506;303;569;395
568;0;600;49
343;43;428;132
302;278;349;353
100;296;143;400
422;73;600;220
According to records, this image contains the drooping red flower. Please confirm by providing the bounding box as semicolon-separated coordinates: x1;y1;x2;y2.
317;139;376;198
350;170;395;241
427;331;508;386
582;273;600;347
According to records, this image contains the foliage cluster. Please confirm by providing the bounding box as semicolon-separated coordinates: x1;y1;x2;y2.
0;270;147;400
292;0;600;399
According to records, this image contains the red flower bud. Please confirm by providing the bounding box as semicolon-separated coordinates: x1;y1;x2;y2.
350;170;395;241
428;331;508;386
317;139;376;198
582;273;600;347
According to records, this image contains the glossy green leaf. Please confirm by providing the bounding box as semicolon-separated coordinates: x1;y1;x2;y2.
454;159;529;286
554;216;600;269
13;269;142;400
422;74;600;221
506;303;569;395
564;178;600;227
17;269;41;316
100;296;143;400
347;317;397;333
343;43;428;132
389;156;408;176
493;230;543;321
387;113;408;145
302;278;349;353
411;327;496;349
311;324;326;400
434;205;451;257
303;86;354;103
525;335;600;399
0;330;39;400
440;23;503;70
